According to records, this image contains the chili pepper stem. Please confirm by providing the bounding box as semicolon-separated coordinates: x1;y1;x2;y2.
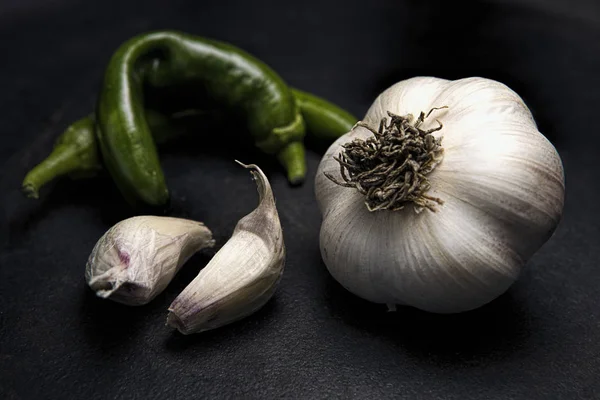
277;141;306;185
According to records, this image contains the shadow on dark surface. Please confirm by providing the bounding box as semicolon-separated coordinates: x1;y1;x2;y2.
79;288;153;352
79;250;217;351
304;135;340;156
161;251;216;295
372;0;539;94
323;269;532;363
371;0;565;146
373;0;526;94
163;296;280;351
158;116;279;175
3;176;132;248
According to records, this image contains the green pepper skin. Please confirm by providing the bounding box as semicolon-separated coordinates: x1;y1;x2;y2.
22;110;186;199
292;88;357;140
22;116;100;199
97;30;306;208
22;89;356;200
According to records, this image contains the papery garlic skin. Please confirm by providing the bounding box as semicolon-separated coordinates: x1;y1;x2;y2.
167;162;285;334
315;77;565;313
85;216;214;306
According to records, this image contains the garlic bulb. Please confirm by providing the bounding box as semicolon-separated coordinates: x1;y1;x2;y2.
167;162;285;334
315;76;565;313
86;216;215;306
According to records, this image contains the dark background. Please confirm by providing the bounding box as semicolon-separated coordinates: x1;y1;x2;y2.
1;0;599;398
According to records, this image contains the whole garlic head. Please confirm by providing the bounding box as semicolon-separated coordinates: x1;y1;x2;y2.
85;216;215;306
315;76;565;313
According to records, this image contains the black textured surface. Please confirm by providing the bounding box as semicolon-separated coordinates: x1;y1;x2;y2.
1;1;600;399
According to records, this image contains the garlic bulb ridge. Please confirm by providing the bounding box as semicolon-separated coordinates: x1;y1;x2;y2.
315;76;565;313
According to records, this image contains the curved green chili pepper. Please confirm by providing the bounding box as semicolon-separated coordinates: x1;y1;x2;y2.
22;109;194;199
96;30;307;208
22;90;357;200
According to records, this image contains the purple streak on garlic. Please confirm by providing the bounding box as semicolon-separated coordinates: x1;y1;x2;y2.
85;216;215;306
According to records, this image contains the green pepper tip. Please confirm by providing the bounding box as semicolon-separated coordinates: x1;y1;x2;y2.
21;183;40;199
287;174;305;186
277;141;307;186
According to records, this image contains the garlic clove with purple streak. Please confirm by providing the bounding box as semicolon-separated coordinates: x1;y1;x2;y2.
85;216;214;306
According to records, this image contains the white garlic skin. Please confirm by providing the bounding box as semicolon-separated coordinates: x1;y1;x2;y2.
85;216;214;306
315;76;565;313
167;163;285;334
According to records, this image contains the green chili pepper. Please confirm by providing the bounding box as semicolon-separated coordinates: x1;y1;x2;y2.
22;116;100;199
96;30;309;208
22;91;357;200
291;88;356;140
22;109;194;199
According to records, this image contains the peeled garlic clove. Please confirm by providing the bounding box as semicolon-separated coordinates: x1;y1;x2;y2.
85;216;215;306
167;162;285;334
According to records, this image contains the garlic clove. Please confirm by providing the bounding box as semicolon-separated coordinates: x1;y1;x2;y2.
85;216;215;306
167;161;285;334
